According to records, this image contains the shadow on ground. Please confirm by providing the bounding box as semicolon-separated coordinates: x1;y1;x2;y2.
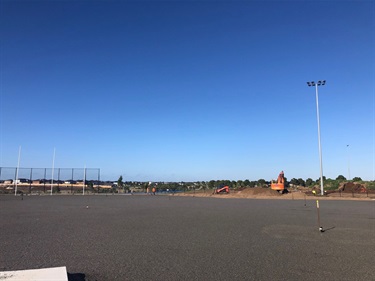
323;226;336;232
68;273;86;281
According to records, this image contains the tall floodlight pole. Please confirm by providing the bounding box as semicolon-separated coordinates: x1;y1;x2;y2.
307;80;326;196
15;146;21;196
347;144;351;180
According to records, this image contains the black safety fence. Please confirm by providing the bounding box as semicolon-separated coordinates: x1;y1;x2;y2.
0;167;100;194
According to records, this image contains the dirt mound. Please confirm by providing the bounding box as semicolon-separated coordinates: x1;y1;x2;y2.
236;187;281;196
339;182;367;193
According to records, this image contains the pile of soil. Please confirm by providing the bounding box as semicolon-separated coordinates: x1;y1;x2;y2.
236;187;281;196
338;182;367;193
178;186;374;200
181;187;283;198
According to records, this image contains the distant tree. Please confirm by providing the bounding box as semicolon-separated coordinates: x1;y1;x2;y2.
257;179;266;187
290;178;299;186
315;176;326;183
305;178;313;186
336;175;346;181
117;175;124;189
244;179;250;186
208;180;216;189
171;182;179;192
201;181;207;190
223;180;232;187
352;177;362;182
249;181;256;188
297;178;305;187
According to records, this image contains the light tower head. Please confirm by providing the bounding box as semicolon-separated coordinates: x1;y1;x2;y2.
307;81;314;87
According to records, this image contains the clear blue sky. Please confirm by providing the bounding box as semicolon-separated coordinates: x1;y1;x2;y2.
1;1;374;182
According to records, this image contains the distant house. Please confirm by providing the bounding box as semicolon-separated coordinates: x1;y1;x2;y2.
64;180;76;184
14;178;30;184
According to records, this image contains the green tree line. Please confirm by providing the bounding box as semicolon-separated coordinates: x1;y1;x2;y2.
113;175;371;193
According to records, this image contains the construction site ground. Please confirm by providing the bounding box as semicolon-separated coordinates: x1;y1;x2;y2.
178;187;375;200
1;195;374;281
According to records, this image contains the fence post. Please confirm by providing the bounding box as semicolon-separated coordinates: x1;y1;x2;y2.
71;168;74;193
58;168;60;191
43;168;47;193
98;169;100;193
29;168;33;194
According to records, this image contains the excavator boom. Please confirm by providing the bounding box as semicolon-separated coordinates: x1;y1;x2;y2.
214;185;229;194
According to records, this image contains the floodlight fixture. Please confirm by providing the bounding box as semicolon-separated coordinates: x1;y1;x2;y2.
307;80;326;87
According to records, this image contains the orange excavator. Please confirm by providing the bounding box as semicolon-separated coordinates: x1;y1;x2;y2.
214;185;229;194
271;171;286;193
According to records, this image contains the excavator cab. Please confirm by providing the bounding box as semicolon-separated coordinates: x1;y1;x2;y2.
271;171;286;193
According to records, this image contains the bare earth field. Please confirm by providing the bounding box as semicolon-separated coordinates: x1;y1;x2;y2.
178;187;375;201
0;194;374;281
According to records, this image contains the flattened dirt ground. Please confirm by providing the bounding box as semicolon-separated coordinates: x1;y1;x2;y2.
178;187;375;200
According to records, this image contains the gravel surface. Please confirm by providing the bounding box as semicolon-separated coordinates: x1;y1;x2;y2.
1;195;374;281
